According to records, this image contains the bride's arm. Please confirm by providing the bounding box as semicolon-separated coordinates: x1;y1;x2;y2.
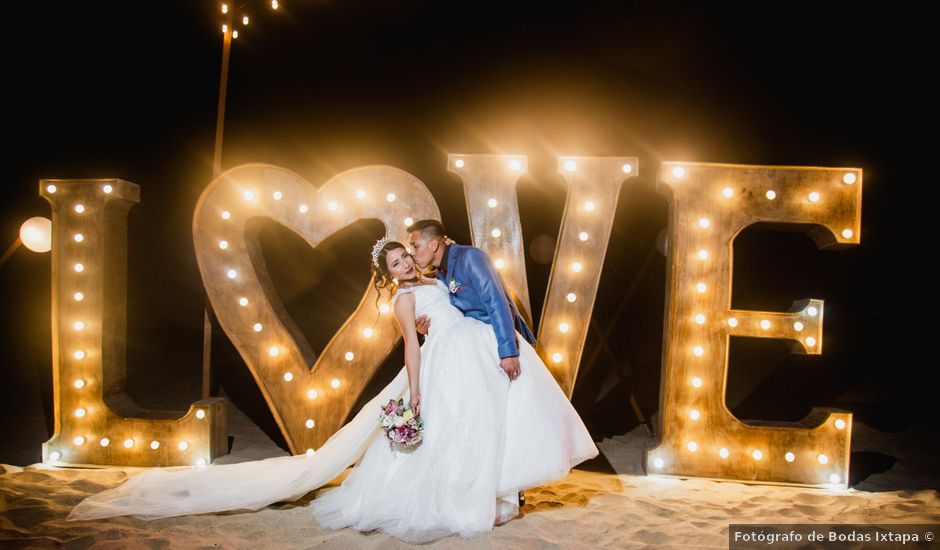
393;292;421;408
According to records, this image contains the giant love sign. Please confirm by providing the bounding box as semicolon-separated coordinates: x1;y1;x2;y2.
39;156;861;488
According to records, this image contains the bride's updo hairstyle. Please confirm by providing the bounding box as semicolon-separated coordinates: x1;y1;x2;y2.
371;239;409;310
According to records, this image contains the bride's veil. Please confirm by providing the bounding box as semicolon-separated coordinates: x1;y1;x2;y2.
67;366;410;521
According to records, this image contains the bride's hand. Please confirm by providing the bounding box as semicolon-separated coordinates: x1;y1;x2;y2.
409;392;421;416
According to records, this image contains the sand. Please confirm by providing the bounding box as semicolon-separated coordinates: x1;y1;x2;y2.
2;404;938;549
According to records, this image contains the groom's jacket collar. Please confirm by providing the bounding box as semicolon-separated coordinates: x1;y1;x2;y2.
437;241;453;275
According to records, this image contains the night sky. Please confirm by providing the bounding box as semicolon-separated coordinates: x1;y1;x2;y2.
0;2;921;467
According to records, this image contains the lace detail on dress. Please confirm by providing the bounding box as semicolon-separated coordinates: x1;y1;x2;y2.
390;285;418;307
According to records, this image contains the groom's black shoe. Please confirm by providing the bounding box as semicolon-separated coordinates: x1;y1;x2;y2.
518;490;525;507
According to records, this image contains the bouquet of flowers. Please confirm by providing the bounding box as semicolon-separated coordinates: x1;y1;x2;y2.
379;398;423;452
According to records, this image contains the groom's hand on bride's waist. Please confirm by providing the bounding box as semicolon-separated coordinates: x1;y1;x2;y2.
415;314;431;335
500;356;521;381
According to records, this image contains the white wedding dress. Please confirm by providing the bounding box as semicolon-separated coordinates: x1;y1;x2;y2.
68;278;599;543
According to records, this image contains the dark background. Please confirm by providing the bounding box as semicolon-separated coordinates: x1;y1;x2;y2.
0;1;922;480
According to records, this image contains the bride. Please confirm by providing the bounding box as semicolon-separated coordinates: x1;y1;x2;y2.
67;237;599;543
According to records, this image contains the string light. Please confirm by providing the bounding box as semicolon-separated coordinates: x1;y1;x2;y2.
722;187;733;198
73;233;84;242
100;438;110;447
698;217;710;228
571;262;583;272
239;297;249;306
74;407;86;417
566;293;577;302
689;409;700;420
727;317;738;328
719;448;730;458
73;379;86;389
551;353;563;363
808;192;820;203
299;204;309;213
455;159;465;168
491;228;501;238
672;166;685;178
327;201;338;211
807;306;818;316
305;419;315;429
46;184;57;193
841;228;854;238
697;249;709;260
73;436;85;446
330;378;341;388
253;323;262;332
653;457;665;468
817;454;828;464
564;159;577;172
579;231;589;241
694;314;706;324
760;319;771;330
690;376;703;388
73;350;86;360
362;327;374;338
271;0;279;9
74;204;85;213
693;346;704;357
226;269;237;279
272;191;282;200
232;30;239;39
74;292;84;301
622;163;633;174
687;441;698;452
695;282;707;293
404;217;414;226
494;259;505;269
221;210;231;219
583;201;596;212
150;440;160;449
124;438;135;448
842;173;857;184
344;351;355;361
752;450;763;460
74;263;84;272
765;190;776;200
805;337;816;347
386;193;396;202
355;190;366;200
219;240;229;249
834;419;846;429
307;389;318;399
73;321;85;330
269;346;280;357
487;198;498;208
242;15;249;25
509;159;522;171
559;322;570;333
196;409;206;419
793;321;804;331
785;452;795;462
179;441;189;451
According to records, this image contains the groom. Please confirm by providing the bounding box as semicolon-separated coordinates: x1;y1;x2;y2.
406;219;537;381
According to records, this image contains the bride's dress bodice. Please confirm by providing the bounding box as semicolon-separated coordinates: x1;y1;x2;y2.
392;279;465;338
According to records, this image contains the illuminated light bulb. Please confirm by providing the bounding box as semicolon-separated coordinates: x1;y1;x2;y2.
697;249;709;260
834;418;846;429
571;262;583;272
73;321;85;330
766;190;777;200
47;184;57;193
344;351;355;361
687;441;698;452
805;337;816;347
808;191;820;203
584;201;596;212
73;436;85;446
564;159;577;172
74;407;86;417
841;228;854;239
578;231;589;241
652;457;664;469
283;372;293;382
551;353;563;363
330;378;341;388
222;23;228;33
253;323;262;332
268;191;281;201
386;193;396;202
793;321;804;331
785;451;796;462
698;217;710;229
727;317;738;328
622;163;633;174
73;379;86;389
218;240;229;250
327;201;338;211
269;346;280;357
74;263;84;272
307;389;318;399
694;314;706;324
242;190;254;201
487;198;498;208
242;15;249;25
362;327;374;338
221;210;231;220
559;322;570;333
196;458;208;467
74;204;85;214
238;297;248;306
226;268;237;279
817;453;828;464
271;0;279;8
672;166;685;178
693;346;704;357
842;173;857;185
689;409;700;420
691;376;703;388
509;159;522;171
305;419;315;429
296;204;309;215
807;306;818;317
99;437;110;447
150;440;160;450
566;293;577;302
829;473;841;484
306;448;315;456
179;441;189;451
404;217;414;226
494;259;506;269
379;303;390;314
221;3;228;14
232;30;239;39
722;187;733;198
74;292;84;301
101;184;114;194
719;447;730;458
491;228;502;238
49;451;61;461
196;409;206;419
695;282;707;293
73;350;86;360
355;190;366;200
455;158;465;168
760;319;771;330
123;438;135;448
752;449;763;460
74;233;84;242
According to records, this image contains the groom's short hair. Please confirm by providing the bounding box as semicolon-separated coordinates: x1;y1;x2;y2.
407;219;446;240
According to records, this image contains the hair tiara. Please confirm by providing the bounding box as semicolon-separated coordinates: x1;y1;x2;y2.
371;235;392;268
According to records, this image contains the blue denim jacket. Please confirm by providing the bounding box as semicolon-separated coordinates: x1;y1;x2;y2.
435;244;537;358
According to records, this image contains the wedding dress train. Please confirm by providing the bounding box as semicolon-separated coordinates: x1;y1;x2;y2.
68;278;599;543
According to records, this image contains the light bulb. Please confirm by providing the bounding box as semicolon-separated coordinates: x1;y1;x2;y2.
74;204;85;213
693;346;704;357
551;353;563;363
379;303;390;314
697;249;709;260
491;228;501;238
226;269;237;279
100;437;110;447
283;371;293;381
691;376;703;388
578;231;589;241
687;441;698;452
564;159;577;172
760;319;771;330
363;327;374;338
242;190;254;201
299;204;309;213
566;293;577;302
221;210;231;220
73;233;84;243
785;451;796;462
327;201;338;211
222;23;228;33
269;346;280;357
74;407;86;417
842;228;854;239
253;323;262;332
73;321;85;330
196;409;206;419
355;190;366;200
487;198;498;208
219;240;229;250
509;159;522;171
150;440;160;449
73;379;85;389
653;457;664;468
74;292;84;301
494;259;505;269
123;438;134;448
221;3;228;14
404;217;414;226
672;166;685;178
766;190;777;200
345;351;355;361
386;193;396;202
74;436;85;445
807;306;818;317
273;191;282;200
46;184;57;193
232;29;239;39
74;263;84;272
239;297;248;306
698;218;710;228
584;201;596;212
817;454;828;464
829;473;841;484
805;337;816;347
694;314;706;324
271;0;279;9
73;350;86;360
455;158;465;168
305;419;315;429
752;449;763;460
242;15;249;25
622;163;633;174
719;448;730;458
834;418;846;429
695;282;707;293
306;448;315;456
307;389;318;399
179;441;189;451
727;317;738;328
559;322;570;333
842;173;857;184
689;409;700;420
49;451;61;461
196;458;208;467
793;321;804;331
808;192;820;203
331;378;341;388
722;187;733;198
571;262;583;272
